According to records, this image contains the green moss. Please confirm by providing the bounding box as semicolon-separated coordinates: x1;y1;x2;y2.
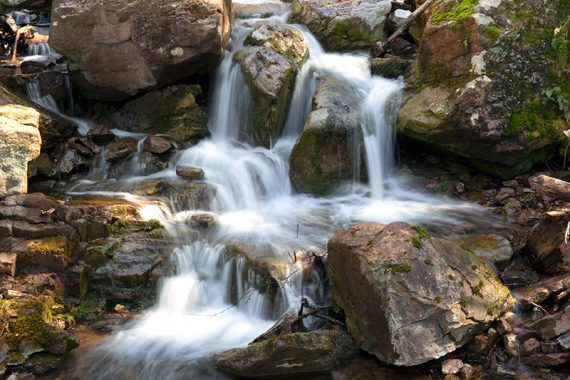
143;219;163;231
72;294;105;322
411;236;423;249
149;228;165;239
424;259;434;266
472;280;484;298
365;239;374;248
484;26;501;41
432;0;478;24
8;300;54;346
459;297;468;308
434;296;442;304
459;280;464;286
448;274;455;280
387;263;412;274
26;236;69;259
411;225;430;239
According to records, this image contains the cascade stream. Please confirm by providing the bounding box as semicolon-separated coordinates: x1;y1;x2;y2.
23;1;489;378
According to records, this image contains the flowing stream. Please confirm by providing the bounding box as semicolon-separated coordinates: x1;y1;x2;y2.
24;2;490;378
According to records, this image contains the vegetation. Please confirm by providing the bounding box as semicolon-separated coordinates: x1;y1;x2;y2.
432;0;477;24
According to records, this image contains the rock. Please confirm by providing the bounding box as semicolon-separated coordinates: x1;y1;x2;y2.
0;253;17;277
87;124;115;145
175;166;204;180
0;94;42;197
114;304;129;313
526;306;570;340
558;331;570;350
234;24;308;147
214;329;358;378
100;85;209;143
28;153;55;179
50;0;231;101
493;365;517;380
441;358;463;375
502;333;518;357
143;136;173;155
370;56;411;78
520;338;541;356
186;213;215;229
56;147;91;175
451;234;514;270
290;0;392;51
327;222;515;366
15;235;72;272
466;327;500;356
511;273;570;309
521;352;570;367
526;212;570;274
397;0;568;178
1;83;73;152
290;77;364;195
104;138;138;162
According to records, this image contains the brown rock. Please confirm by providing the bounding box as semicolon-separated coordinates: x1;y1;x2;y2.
520;338;541;356
87;124;115;145
176;166;204;180
104;138;138;162
143;136;173;155
50;0;231;101
0;252;17;277
521;352;570;367
526;306;570;340
441;359;463;375
526;213;570;274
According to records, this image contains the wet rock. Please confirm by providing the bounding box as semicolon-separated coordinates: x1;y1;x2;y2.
441;358;463;375
101;85;209;143
558;331;570;350
520;337;541;356
502;333;518;357
28;153;55;179
526;212;570;274
104;138;138;162
451;234;514;270
175;165;204;180
290;77;364;195
50;0;231;101
493;365;517;380
370;56;411;78
466;327;500;356
521;352;570;367
512;273;570;309
290;0;392;51
526;306;570;340
143;135;173;155
56;147;91;175
214;329;358;378
87;124;115;145
235;23;308;147
397;0;567;178
186;213;215;229
327;222;515;366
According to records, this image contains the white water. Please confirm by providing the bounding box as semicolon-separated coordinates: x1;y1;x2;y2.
23;2;490;378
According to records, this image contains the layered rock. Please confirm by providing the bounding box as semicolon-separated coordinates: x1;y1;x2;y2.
290;0;392;51
50;0;232;101
100;85;208;143
327;222;514;366
526;212;570;274
290;77;364;195
398;0;570;178
234;24;309;146
214;329;358;378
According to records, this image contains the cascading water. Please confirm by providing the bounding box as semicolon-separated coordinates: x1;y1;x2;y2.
55;1;489;378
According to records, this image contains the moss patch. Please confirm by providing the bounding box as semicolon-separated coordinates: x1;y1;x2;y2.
432;0;478;24
27;236;69;259
387;263;412;274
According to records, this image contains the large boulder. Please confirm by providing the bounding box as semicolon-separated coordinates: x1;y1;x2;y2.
234;24;308;147
213;329;358;378
50;0;232;101
327;222;515;366
100;85;209;143
398;0;570;178
290;0;392;51
289;77;363;195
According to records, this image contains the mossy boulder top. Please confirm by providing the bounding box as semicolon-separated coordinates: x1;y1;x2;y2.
290;0;392;51
327;222;515;366
398;0;570;178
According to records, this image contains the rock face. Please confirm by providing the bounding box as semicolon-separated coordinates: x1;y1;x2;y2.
213;329;358;378
290;0;392;51
327;222;515;366
235;24;308;147
0;85;45;197
50;0;232;101
398;0;570;178
290;77;363;195
100;85;209;143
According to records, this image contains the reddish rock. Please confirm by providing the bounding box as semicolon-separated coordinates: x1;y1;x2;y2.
87;124;115;145
0;252;17;277
521;352;570;367
520;338;541;356
104;138;138;162
143;136;173;155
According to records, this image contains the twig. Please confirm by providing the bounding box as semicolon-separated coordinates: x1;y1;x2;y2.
530;301;550;315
